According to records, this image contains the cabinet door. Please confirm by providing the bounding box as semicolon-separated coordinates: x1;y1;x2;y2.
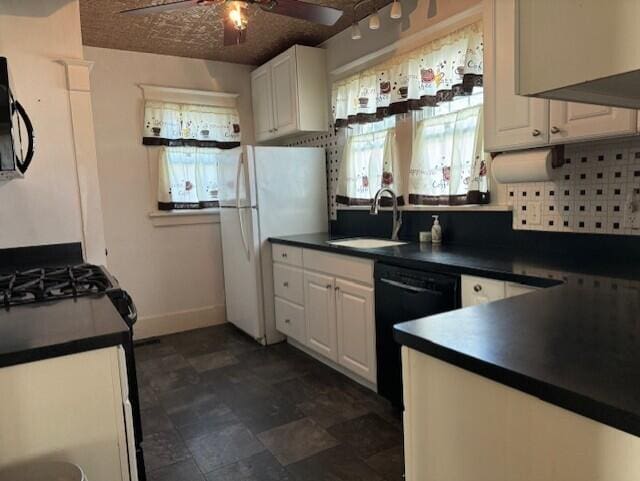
271;49;298;136
251;64;274;142
335;278;376;383
461;275;506;307
549;101;637;143
484;0;549;152
0;348;131;481
304;271;337;361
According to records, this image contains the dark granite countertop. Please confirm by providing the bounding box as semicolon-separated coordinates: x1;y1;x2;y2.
0;295;130;368
269;233;640;437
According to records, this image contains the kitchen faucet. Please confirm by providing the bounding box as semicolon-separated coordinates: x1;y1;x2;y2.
370;187;402;240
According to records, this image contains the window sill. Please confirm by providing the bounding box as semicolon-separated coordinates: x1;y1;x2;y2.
336;204;513;212
149;208;220;227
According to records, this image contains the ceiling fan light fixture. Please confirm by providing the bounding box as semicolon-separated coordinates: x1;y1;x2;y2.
351;21;362;40
228;3;248;31
369;10;380;30
390;0;402;19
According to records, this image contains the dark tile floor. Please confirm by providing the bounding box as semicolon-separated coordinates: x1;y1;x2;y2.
135;324;404;481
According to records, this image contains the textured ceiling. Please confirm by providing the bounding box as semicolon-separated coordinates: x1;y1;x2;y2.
80;0;391;65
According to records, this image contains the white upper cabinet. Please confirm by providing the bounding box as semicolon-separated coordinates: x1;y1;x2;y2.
484;0;549;151
548;101;637;144
515;0;640;109
270;49;298;136
251;64;275;141
484;0;639;152
251;45;329;143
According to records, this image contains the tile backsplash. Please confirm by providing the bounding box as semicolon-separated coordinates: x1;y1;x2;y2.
288;125;345;221
508;139;640;235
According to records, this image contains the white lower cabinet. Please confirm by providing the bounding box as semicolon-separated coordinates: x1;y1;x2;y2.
402;347;640;481
273;248;376;384
304;271;338;362
0;347;137;481
462;274;538;307
274;297;306;344
462;275;507;307
335;279;376;383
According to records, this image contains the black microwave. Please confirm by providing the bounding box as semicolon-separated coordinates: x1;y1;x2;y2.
0;57;34;179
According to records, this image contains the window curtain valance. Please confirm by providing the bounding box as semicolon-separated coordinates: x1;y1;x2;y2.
158;147;221;210
332;21;483;127
143;101;241;148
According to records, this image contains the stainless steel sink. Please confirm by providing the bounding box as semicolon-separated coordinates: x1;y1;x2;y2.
327;238;407;249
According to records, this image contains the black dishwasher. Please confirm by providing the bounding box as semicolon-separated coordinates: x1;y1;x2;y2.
375;263;460;408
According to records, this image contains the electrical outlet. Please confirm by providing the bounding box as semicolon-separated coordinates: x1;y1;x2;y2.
529;201;542;225
625;188;640;230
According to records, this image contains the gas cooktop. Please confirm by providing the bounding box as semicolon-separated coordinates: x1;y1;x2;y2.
0;264;114;309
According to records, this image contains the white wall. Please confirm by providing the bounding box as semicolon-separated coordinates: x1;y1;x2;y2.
0;0;84;248
85;46;255;338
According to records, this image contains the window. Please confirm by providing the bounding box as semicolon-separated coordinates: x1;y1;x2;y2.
141;97;241;211
157;147;221;210
331;20;487;209
408;89;488;205
336;117;402;205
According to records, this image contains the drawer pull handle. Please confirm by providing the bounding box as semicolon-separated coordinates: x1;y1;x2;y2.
334;286;340;291
473;284;482;292
283;281;289;287
282;253;288;258
284;318;291;324
531;129;541;137
550;126;561;134
326;284;332;289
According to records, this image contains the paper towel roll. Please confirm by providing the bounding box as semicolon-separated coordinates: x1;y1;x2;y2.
492;149;554;183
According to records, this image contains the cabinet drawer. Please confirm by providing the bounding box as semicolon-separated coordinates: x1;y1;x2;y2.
272;244;303;266
275;297;305;343
273;263;303;304
303;249;373;286
462;275;506;307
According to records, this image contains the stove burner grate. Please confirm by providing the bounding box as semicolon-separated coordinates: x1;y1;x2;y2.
0;264;112;309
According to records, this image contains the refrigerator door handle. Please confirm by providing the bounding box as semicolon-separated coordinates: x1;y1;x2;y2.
236;154;251;261
235;152;243;210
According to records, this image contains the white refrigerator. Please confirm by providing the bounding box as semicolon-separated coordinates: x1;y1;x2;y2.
218;145;328;344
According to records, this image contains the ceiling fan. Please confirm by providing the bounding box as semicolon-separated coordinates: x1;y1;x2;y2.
120;0;345;46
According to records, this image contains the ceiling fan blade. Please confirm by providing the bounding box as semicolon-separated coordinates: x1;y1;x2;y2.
261;0;344;26
120;0;199;15
223;17;247;46
427;0;437;18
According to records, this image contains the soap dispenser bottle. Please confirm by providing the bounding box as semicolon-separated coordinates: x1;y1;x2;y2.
431;215;442;244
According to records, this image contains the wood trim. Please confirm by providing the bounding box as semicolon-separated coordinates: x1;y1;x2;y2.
148;208;220;227
139;84;239;108
139;84;239;99
133;304;226;339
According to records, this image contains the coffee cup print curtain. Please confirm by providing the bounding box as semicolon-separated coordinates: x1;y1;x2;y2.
331;21;483;127
143;101;241;148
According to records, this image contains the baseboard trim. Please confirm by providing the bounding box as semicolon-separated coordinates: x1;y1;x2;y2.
287;338;377;393
133;304;226;340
